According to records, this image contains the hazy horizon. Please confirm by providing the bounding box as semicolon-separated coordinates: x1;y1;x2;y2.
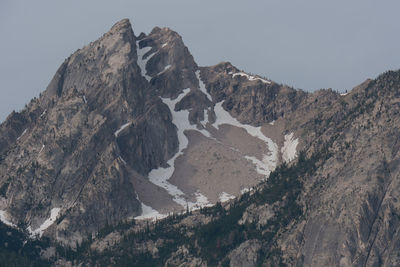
1;0;400;122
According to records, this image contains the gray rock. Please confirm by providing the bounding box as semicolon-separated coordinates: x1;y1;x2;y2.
228;240;261;267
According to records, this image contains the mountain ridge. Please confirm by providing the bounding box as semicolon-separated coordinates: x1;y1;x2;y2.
1;19;400;266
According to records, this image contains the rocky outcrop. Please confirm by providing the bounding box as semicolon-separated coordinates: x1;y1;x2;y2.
0;19;181;244
74;68;400;266
228;240;261;267
275;70;400;266
0;18;301;244
165;246;206;267
200;62;308;125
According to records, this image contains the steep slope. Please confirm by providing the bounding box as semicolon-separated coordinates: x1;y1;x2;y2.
65;70;400;267
276;71;400;266
2;18;398;267
0;19;306;245
0;19;178;244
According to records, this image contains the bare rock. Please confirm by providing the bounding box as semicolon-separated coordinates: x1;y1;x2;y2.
228;239;261;267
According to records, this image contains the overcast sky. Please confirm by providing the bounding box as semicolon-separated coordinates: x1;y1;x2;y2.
1;0;400;122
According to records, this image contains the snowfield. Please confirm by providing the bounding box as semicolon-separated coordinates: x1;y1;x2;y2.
212;101;278;176
142;85;298;219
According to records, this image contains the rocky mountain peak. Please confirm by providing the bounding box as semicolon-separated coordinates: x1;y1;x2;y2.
0;18;305;244
108;18;132;35
208;61;238;74
42;18;139;106
2;18;400;266
136;25;198;98
4;19;394;263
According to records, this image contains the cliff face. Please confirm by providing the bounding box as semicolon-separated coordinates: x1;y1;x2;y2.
0;19;178;243
1;18;400;267
83;70;400;267
277;72;400;266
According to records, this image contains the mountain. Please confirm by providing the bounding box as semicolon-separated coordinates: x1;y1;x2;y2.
0;19;400;266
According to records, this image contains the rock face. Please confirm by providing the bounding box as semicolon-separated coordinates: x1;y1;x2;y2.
228;240;261;267
0;19;303;244
1;18;400;267
0;19;179;244
277;72;400;266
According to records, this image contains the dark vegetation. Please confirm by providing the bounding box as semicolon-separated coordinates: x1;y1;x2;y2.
0;222;51;267
53;145;332;266
0;141;335;266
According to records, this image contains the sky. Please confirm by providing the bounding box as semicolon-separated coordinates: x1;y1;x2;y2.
1;0;400;122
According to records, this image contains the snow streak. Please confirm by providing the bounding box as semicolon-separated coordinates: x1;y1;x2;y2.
196;70;213;101
148;89;211;208
231;72;271;84
114;122;131;137
136;42;156;81
27;208;61;237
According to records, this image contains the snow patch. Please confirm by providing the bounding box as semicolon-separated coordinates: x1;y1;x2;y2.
200;108;210;127
83;95;87;103
17;129;27;141
0;210;16;227
240;188;251;194
232;72;271;84
118;156;127;165
188;191;213;210
281;133;299;163
212;101;278;176
195;70;212;101
134;192;166;221
245;156;270;177
340;92;348;96
269;120;275;125
148;89;211;207
136;42;157;81
114;122;131;137
28;208;61;237
219;192;235;202
135;203;166;221
40;109;47;118
161;42;168;48
157;64;171;76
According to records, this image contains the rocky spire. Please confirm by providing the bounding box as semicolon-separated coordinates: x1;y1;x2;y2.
43;18;138;102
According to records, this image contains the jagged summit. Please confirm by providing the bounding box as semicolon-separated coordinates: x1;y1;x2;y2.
109;18;132;33
2;18;400;267
43;18;138;102
0;19;301;245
